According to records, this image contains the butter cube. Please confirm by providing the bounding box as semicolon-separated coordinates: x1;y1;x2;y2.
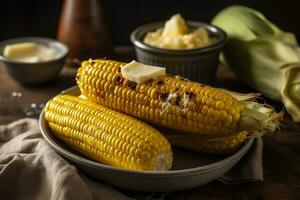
121;61;166;83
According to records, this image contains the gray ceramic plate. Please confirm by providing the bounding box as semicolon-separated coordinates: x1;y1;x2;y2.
39;86;254;192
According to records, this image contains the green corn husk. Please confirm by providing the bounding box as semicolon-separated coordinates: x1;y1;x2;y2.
212;5;300;122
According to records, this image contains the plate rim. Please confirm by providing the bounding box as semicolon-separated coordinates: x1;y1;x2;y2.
39;86;254;176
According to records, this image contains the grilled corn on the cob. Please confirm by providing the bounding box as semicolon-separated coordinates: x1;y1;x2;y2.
45;94;173;171
160;128;248;154
77;59;280;135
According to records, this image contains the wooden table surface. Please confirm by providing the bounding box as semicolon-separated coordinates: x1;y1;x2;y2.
1;51;300;200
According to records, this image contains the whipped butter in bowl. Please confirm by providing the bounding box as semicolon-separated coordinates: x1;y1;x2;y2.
131;14;227;84
0;37;68;85
143;14;217;50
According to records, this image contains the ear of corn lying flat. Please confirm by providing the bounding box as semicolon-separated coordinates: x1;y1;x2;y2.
45;94;173;171
160;128;248;154
77;59;244;135
77;59;280;136
170;132;247;154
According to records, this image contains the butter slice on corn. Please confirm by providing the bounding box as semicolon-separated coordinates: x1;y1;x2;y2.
121;60;166;83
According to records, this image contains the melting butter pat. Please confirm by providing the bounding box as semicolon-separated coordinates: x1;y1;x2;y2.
3;42;57;62
121;61;166;83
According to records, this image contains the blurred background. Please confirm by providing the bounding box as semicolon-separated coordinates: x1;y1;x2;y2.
1;0;299;46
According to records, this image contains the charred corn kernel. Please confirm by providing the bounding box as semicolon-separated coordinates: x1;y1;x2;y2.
45;94;172;171
162;130;247;154
77;59;242;135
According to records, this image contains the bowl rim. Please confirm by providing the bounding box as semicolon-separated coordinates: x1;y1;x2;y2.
130;21;227;55
0;36;69;64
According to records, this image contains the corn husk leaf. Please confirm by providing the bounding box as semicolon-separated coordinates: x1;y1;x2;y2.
212;5;300;122
221;89;261;101
281;63;300;121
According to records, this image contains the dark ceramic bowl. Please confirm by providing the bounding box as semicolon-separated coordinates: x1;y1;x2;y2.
130;21;227;84
0;37;68;85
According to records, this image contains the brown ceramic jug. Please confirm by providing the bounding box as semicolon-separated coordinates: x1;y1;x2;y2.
57;0;113;60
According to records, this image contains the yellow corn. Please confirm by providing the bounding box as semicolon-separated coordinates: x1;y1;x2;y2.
161;129;247;154
44;94;173;171
77;59;243;135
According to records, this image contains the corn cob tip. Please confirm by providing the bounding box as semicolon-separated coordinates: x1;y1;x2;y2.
154;153;170;170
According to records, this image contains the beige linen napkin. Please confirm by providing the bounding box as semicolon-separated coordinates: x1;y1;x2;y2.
0;118;263;200
0;119;133;200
